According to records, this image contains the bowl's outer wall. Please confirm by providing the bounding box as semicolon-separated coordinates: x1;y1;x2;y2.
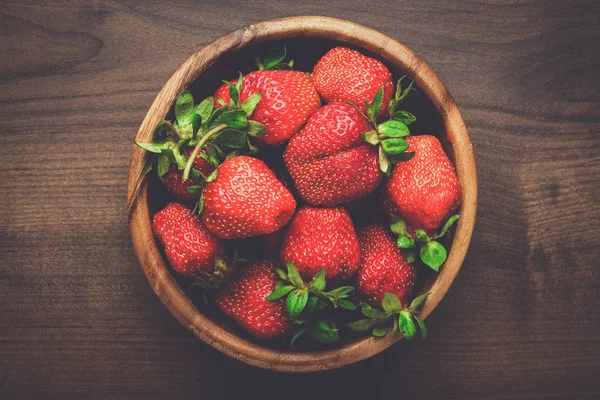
127;16;477;372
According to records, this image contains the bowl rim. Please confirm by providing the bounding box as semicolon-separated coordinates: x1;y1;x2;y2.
127;16;477;372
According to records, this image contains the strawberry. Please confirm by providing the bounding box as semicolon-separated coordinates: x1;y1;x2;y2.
283;102;382;206
214;70;321;147
311;47;394;117
152;202;225;276
161;148;216;203
386;135;461;234
280;206;361;280
217;260;292;339
202;156;296;239
357;225;417;308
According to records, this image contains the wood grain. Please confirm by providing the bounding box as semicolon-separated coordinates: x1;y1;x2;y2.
1;0;599;397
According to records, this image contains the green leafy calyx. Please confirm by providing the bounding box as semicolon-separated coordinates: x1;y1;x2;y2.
389;215;460;271
347;292;430;340
267;262;356;346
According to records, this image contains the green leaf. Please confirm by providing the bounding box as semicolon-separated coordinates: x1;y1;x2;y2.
266;285;295;300
362;130;379;145
234;73;243;102
194;97;214;123
142;161;153;175
217;110;248;129
247;137;260;155
327;286;354;298
378;146;392;175
338;299;357;310
205;169;218;183
286;290;308;319
367;87;384;123
290;326;307;348
135;142;169;154
309;268;326;292
409;292;431;313
189;168;202;180
397;234;415;249
420;241;447;271
275;268;288;281
175;90;194;127
190;113;202;135
153;120;173;141
303;296;318;316
361;306;381;319
398;311;417;340
395;76;406;99
213;129;247;148
223;79;239;108
415;229;430;243
372;326;389;337
413;315;427;339
157;153;171;178
347;319;376;332
382;292;402;313
390;216;407;236
378;120;410;138
398;79;415;102
286;262;304;289
178;138;191;153
392;110;416;126
263;46;287;70
404;249;416;264
172;147;188;170
241;92;262;117
197;193;205;214
247;120;265;137
437;214;460;238
216;97;227;108
309;320;339;343
185;185;203;195
381;138;409;155
389;151;415;163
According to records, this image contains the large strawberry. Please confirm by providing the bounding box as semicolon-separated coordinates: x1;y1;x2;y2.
357;225;417;308
283;102;381;206
311;47;393;117
280;206;361;280
152;202;225;276
161;148;216;203
386;135;461;234
214;70;321;147
217;260;292;339
202;156;296;239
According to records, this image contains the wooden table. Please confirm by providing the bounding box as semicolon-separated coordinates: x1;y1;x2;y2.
1;1;598;399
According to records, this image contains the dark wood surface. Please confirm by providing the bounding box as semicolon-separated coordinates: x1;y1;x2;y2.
1;1;599;398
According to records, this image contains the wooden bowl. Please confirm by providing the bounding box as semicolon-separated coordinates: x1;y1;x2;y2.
127;16;477;372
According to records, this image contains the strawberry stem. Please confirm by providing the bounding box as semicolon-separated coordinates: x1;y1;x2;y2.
162;120;185;140
182;123;227;180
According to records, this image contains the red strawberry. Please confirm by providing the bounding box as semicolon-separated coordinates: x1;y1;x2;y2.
280;206;361;280
386;135;461;233
202;156;296;239
214;70;321;147
283;102;382;206
357;225;417;308
311;47;394;117
217;260;292;339
161;148;216;203
152;202;225;276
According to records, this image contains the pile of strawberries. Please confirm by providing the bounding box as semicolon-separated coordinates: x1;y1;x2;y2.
137;47;461;345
